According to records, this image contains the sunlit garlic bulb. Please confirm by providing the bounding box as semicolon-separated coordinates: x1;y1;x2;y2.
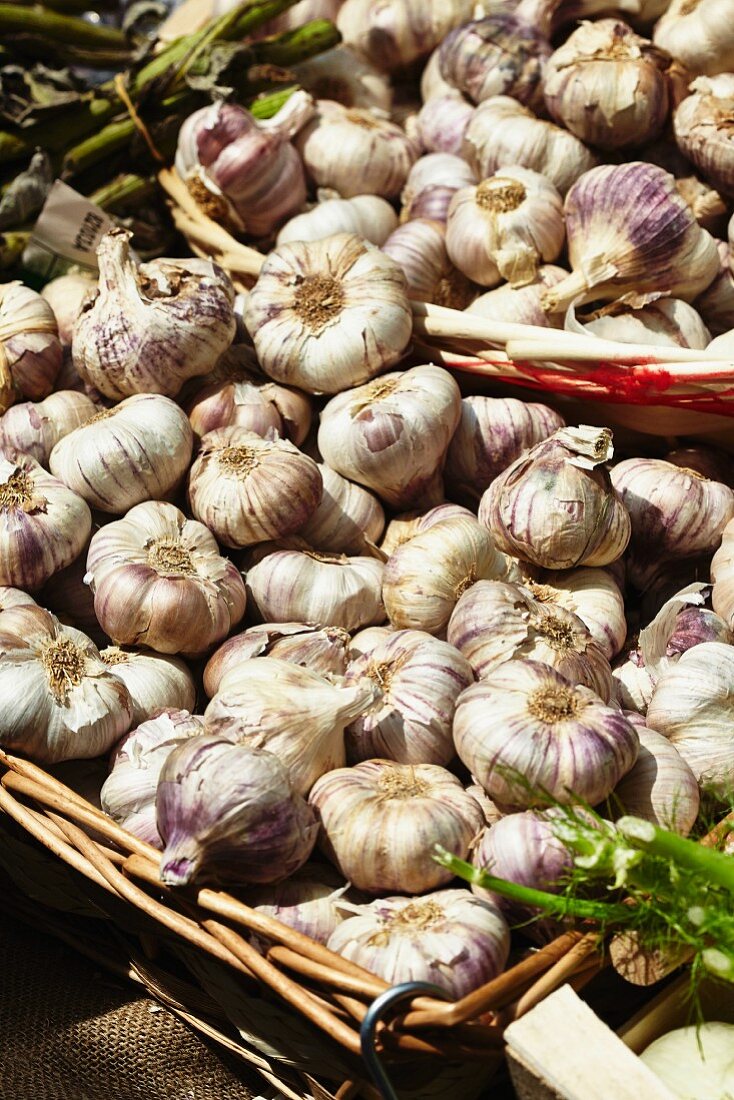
400;152;477;223
380;503;476;557
298;464;385;554
0;390;97;467
244;233;412;396
337;0;476;72
466;265;568;329
695;240;734;335
653;0;734;77
100;647;196;727
0;281;62;406
203;623;351;696
674;75;734;198
382;219;475;308
527;567;627;661
276;195;398;248
578;298;711;349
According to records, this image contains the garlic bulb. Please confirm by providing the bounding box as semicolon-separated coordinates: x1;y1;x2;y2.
41;272;95;346
466;265;568;328
447;581;614;700
462;96;598;197
611;459;734;562
344;629;473;765
85;500;246;655
417;94;474;158
0;605;131;763
0;586;36;611
348;625;395;660
73;231;236;401
244;234;412;395
471;810;572;915
187;427;322;549
0;281;62;405
185;366;313;446
248;864;350;946
480;426;631;570
666;444;734;486
158;735;318;886
610;718;700;836
295;101;418;200
318;365;461;510
543;163;720;311
0;451;91;590
544;20;674;149
465;783;503;826
298;464;385;554
245;546;385;632
421;46;456;101
101;709;204;847
175;93;314;238
674;75;734;198
454;660;639;809
646;642;734;795
382;219;474;308
526;568;627;660
401;152;477;223
578;298;711;349
711;516;734;627
446;167;565;288
291;46;393;113
653;0;734;76
380;503;476;557
445;395;565;504
49;394;193;514
0;390;97;466
337;0;475;72
203;623;351;696
327;890;510;998
613;649;655;715
383;517;509;636
204;656;375;794
309;759;483;894
640;1023;734;1100
277;195;398;247
695;241;734;335
100;647;197;727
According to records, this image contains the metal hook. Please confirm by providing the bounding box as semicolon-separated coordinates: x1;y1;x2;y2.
360;981;452;1100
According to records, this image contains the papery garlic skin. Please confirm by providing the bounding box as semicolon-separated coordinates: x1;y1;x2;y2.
674;75;734;198
50;394;193;514
41;271;95;346
85;500;246;656
0;281;62;405
203;623;351;697
0;605;131;763
295;101;418;200
454;659;639;809
204;656;375;794
463;97;598;197
646;642;734;796
158;735;318;886
188;427;322;549
73;230;236;401
318;365;461;510
277;195;398;247
654;0;734;76
245;547;385;632
309;759;483;894
245;233;412;396
327;890;510;998
248;864;350;946
344;629;473;765
578;298;711;349
612;649;655;715
101;709;204;847
0;390;97;467
337;0;475;72
544;20;673;149
610;717;700;836
382;517;509;636
450;168;565;289
100;647;197;727
291;45;393;113
0;451;91;590
439;11;552;109
467;265;568;328
298;464;385;555
528;568;627;661
480;426;631;570
445;395;565;503
417;94;474;157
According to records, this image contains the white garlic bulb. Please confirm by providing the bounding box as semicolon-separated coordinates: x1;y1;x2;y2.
466;265;569;328
40;271;96;346
204;656;375;794
244;233;412;395
277;195;398;247
381;219;476;309
49;394;193;514
318;364;462;510
85;500;246;656
248;864;351;946
654;0;734;77
344;629;473;765
578;298;711;350
0;390;97;467
203;622;351;697
421;45;456;100
337;0;476;72
611;717;700;836
674;75;734;199
245;545;385;632
0;450;91;590
309;759;484;894
417;94;474;158
100;646;197;727
0;605;131;763
0;280;62;406
527;568;627;661
73;230;236;401
380;503;476;558
291;45;393;113
187;427;322;549
295;101;418;199
446;166;565;288
298;464;385;554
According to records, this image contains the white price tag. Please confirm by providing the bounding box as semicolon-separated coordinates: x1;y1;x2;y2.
23;180;114;278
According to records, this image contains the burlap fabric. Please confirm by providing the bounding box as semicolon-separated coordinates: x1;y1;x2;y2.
0;912;262;1100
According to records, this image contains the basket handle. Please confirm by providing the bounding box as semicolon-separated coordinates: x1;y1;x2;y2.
360;982;451;1100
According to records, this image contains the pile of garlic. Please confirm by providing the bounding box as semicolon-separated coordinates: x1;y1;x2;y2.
4;0;734;1004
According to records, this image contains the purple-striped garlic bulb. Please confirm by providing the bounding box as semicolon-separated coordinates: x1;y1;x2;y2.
674;75;734;198
344;629;473;765
380;503;476;557
577;297;711;349
73;230;236;401
309;759;483;894
543;163;720;312
100;647;196;727
49;394;193;514
454;659;639;809
417;94;474;157
400;152;476;223
298;464;385;555
610;715;700;836
248;864;351;946
101;709;205;848
327;890;509;997
203;623;351;697
444;395;564;504
277;194;398;248
175;93;314;238
158;736;318;886
382;219;475;308
466;265;568;329
0;450;91;590
0;281;62;407
525;568;627;661
0;390;97;467
480;425;631;570
185;367;313;446
85;500;246;656
471;810;572;915
337;0;476;72
653;0;734;78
